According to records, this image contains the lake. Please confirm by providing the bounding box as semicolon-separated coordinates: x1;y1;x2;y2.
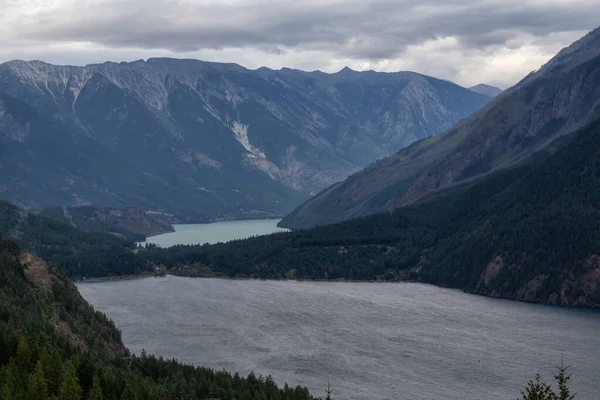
78;277;600;400
141;219;288;247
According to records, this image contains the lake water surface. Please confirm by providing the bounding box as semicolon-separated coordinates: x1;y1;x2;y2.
78;277;600;400
142;219;288;247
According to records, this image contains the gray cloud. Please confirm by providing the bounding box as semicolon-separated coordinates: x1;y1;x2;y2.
8;0;600;57
1;0;599;88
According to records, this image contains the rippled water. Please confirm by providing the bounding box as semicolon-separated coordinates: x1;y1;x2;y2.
141;219;288;247
78;277;600;400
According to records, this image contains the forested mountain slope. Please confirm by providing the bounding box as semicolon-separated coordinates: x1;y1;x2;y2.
280;26;600;229
0;200;146;278
147;117;600;307
40;206;174;241
0;58;489;221
0;239;319;399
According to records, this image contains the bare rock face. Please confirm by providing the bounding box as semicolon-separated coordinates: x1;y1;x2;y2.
0;60;489;221
281;26;600;229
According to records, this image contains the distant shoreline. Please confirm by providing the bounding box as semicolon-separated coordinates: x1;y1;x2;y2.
78;272;600;309
75;272;154;284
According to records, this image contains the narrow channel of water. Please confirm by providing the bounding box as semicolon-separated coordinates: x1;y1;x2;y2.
140;219;288;247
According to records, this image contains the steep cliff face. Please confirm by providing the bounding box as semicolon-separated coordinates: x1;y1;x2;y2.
281;26;600;229
0;59;489;220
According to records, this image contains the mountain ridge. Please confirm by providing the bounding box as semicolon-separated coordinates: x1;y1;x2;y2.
0;58;490;220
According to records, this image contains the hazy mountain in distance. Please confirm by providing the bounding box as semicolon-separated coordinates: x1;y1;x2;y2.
0;59;490;221
280;26;600;229
469;83;503;97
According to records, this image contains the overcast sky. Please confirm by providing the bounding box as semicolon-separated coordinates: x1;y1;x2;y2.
1;0;599;89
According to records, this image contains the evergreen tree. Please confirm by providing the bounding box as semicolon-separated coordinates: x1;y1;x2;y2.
553;360;575;400
88;375;103;400
2;358;25;400
120;383;137;400
59;361;83;400
16;337;33;376
522;374;554;400
325;382;333;400
26;361;48;400
40;349;63;396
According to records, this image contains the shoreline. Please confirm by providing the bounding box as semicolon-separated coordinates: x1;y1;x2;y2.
144;228;176;239
166;273;600;309
74;272;154;283
75;271;600;309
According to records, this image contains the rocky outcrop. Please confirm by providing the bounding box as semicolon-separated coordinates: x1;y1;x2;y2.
468;252;600;308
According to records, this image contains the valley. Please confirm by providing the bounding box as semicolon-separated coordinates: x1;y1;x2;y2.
1;9;600;400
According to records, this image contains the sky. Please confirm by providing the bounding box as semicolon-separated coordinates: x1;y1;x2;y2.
1;0;599;89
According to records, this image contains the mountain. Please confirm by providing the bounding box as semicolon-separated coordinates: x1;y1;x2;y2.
469;83;503;97
0;59;490;221
0;239;318;399
280;26;600;229
156;117;600;307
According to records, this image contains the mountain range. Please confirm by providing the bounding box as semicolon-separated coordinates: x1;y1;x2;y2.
0;60;489;221
280;27;600;229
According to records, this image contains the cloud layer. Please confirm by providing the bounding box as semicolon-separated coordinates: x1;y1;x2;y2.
2;0;599;88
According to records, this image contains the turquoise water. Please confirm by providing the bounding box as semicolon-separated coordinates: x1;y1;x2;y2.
141;219;288;247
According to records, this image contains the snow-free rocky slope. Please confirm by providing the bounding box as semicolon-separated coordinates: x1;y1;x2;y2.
0;60;489;221
469;84;503;98
280;26;600;229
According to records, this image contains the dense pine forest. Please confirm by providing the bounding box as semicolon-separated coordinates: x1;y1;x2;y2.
3;118;600;306
0;238;320;400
